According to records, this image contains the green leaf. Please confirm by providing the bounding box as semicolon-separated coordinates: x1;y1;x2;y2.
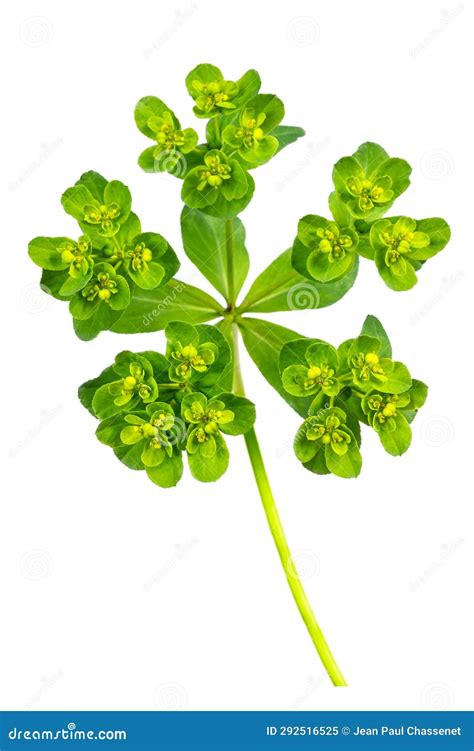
181;207;249;302
272;125;305;153
324;430;362;478
352;142;389;177
146;449;183;487
379;361;412;394
111;279;221;334
408;218;451;261
360;315;392;358
73;304;122;341
78;364;117;416
135;96;179;138
76;171;107;201
378;413;412;456
216;393;256;435
187;432;229;482
28;236;70;271
239;248;358;313
61;184;96;222
239;317;313;417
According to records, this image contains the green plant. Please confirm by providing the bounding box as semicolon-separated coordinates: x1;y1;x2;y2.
28;63;450;686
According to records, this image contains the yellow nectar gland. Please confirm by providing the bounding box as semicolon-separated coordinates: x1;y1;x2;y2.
123;376;137;391
365;352;379;366
307;366;322;379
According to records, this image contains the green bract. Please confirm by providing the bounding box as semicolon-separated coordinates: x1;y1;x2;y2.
278;316;427;477
290;142;449;293
181;149;253;217
222;94;284;167
292;215;359;283
369;216;451;291
28;171;180;340
29;62;452;688
332;142;411;221
135;95;199;175
185;63;261;118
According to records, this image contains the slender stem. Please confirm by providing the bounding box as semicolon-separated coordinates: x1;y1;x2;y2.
225;219;235;306
231;324;347;686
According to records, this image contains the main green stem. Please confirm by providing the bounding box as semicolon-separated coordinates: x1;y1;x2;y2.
225;220;346;687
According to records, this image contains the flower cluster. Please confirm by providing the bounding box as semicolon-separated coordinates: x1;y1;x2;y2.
79;322;256;486
292;142;450;291
135;63;304;219
28;171;179;339
279;317;428;478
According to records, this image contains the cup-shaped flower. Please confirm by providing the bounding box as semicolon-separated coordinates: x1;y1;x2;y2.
91;351;160;419
292;215;359;283
347;335;411;393
134;96;199;175
294;407;362;478
120;404;176;467
332;142;411;220
369;217;451;291
69;262;130;320
28;234;94;296
361;379;428;455
185;64;261;119
282;341;341;412
222;94;284;167
61;172;132;239
181;391;256;482
181;149;252;217
168;336;217;383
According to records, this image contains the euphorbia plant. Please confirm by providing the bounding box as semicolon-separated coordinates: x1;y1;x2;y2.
28;63;450;686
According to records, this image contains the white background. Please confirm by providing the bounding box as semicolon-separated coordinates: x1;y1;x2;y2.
1;0;472;712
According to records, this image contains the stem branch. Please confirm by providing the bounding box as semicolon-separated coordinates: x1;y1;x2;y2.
231;325;347;686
